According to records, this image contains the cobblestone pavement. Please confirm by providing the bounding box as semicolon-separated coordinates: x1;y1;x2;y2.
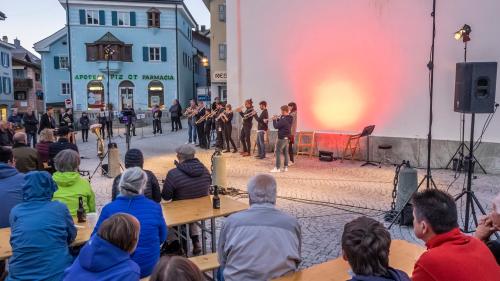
77;122;500;269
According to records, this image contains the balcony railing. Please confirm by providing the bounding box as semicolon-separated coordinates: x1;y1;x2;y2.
14;78;34;90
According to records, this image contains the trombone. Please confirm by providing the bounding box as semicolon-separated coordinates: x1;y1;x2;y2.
195;109;217;124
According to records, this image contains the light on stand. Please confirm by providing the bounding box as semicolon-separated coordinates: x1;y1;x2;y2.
454;24;471;42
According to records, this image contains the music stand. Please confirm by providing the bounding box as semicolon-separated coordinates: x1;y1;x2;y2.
360;125;378;167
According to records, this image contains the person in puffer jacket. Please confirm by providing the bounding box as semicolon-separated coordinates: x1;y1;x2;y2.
92;167;167;278
111;148;161;203
341;216;410;281
63;213;141;281
7;171;76;281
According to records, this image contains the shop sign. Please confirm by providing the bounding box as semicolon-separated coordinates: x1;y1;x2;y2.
212;71;227;82
75;74;175;81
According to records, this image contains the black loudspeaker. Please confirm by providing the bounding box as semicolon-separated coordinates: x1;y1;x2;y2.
454;62;497;113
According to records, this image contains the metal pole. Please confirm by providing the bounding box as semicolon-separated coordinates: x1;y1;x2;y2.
464;113;475;231
106;56;111;144
65;0;75;112
425;0;437;189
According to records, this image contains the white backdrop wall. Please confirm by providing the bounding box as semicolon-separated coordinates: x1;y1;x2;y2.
226;0;500;142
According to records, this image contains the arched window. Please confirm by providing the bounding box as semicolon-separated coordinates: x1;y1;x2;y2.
87;80;104;109
119;80;134;110
148;80;164;108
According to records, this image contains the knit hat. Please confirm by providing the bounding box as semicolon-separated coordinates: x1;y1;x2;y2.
125;149;144;168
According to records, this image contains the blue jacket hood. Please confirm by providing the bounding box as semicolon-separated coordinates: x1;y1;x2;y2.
22;171;58;202
350;268;411;281
0;163;19;179
79;235;132;272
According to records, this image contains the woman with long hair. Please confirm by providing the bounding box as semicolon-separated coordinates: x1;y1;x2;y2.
287;102;298;165
223;104;237;153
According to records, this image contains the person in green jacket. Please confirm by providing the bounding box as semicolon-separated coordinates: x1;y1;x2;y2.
52;149;95;215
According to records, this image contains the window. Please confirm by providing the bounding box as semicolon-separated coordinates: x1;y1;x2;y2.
117;11;130;26
0;52;9;68
149;47;160;61
14;92;27;101
218;4;226;22
35;72;41;81
219;43;227;60
86;10;99;25
61;82;71;95
13;69;26;79
59;56;70;69
86;44;132;62
1;77;12;94
147;8;160;28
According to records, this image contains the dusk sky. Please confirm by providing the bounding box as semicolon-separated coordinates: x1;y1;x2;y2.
0;0;210;55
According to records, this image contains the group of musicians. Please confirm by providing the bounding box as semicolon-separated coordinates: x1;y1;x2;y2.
183;98;298;171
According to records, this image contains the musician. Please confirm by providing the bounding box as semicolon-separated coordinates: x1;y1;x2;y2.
98;107;107;139
223;104;237;153
271;105;293;173
105;105;114;138
288;102;298;165
237;99;255;157
152;105;163;135
185;100;198;145
204;108;213;149
195;101;207;149
254;101;269;159
214;102;225;150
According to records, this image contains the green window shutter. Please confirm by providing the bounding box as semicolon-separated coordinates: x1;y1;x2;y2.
161;47;167;62
54;56;60;69
130;12;136;26
0;76;3;94
99;10;105;25
111;11;117;26
0;52;3;66
143;47;149;62
79;9;86;25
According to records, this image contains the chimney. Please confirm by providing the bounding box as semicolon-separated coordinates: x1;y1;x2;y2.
2;36;7;43
14;38;20;47
201;25;206;32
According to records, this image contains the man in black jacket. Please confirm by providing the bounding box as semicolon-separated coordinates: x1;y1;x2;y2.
238;99;255;156
23;109;39;147
271;105;293;173
152;105;163;135
195;102;207;149
38;107;55;134
254;101;269;159
161;144;211;255
48;126;79;167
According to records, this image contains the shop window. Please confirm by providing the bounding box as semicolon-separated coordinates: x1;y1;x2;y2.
87;80;104;109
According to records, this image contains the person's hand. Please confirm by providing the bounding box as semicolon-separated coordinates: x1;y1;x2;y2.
475;216;495;241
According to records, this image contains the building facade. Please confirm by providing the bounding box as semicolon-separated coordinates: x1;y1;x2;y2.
203;0;226;101
192;27;210;100
11;38;44;114
35;0;197;112
0;36;14;120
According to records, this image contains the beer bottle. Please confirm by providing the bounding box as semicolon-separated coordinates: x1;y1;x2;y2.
77;196;87;223
213;185;221;209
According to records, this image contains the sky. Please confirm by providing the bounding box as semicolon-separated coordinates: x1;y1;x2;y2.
0;0;210;56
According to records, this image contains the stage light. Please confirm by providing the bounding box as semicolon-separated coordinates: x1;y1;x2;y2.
454;24;471;42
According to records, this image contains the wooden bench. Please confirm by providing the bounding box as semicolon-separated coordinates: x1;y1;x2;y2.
140;253;219;281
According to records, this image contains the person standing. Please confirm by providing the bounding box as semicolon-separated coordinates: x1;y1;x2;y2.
152;105;163;135
38;107;55;134
169;99;182;132
288;102;298;166
271;106;293;173
98;107;107;139
214;102;226;150
254;101;269;159
223;104;237;153
8;108;23;129
79;112;90;142
23;108;39;147
106;105;114;138
237;99;255;157
195;102;207;149
204;108;213;149
185;100;198;144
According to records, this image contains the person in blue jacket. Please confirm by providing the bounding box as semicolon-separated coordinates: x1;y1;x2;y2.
92;167;167;278
7;171;77;281
0;146;24;228
64;213;141;281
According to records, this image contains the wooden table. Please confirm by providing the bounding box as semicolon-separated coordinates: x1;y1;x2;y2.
273;240;425;281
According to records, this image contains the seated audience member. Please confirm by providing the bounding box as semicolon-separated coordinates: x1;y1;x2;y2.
92;167;167;277
48;126;78;166
11;132;42;173
342;217;410;281
63;213;141;281
0;120;14;146
150;256;203;281
218;174;301;281
0;147;24;228
112;148;161;202
52;149;95;216
411;189;499;281
36;128;55;163
7;171;76;281
161;144;211;255
475;192;500;264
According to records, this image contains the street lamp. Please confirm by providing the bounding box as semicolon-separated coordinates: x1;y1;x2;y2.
104;45;116;144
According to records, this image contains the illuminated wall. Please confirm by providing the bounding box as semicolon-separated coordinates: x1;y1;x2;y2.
226;0;500;142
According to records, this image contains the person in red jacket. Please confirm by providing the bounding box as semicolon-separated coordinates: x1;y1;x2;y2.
411;189;499;281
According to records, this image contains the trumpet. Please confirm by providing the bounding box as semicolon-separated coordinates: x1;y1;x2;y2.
271;114;281;121
242;109;256;120
216;109;229;122
184;105;203;118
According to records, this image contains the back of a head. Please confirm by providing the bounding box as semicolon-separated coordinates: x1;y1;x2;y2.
54;149;80;172
412;189;458;234
39;129;55;143
342;216;391;277
175;144;196;162
97;213;140;253
125;149;144;169
119;167;147;196
13;132;27;144
0;146;13;164
58;126;70;137
247;174;277;205
150;256;204;281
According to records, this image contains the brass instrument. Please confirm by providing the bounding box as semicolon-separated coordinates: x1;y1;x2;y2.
195;109;217;124
220;111;229;123
242;109;256;120
90;124;104;158
185;105;203;118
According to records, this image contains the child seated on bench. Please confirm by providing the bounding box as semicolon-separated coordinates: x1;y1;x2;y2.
341;217;410;281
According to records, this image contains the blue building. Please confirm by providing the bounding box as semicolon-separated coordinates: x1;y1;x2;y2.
0;36;15;120
35;0;197;112
193;27;210;99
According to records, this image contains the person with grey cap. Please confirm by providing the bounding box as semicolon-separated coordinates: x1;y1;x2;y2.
161;144;211;256
92;167;167;278
111;149;161;203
